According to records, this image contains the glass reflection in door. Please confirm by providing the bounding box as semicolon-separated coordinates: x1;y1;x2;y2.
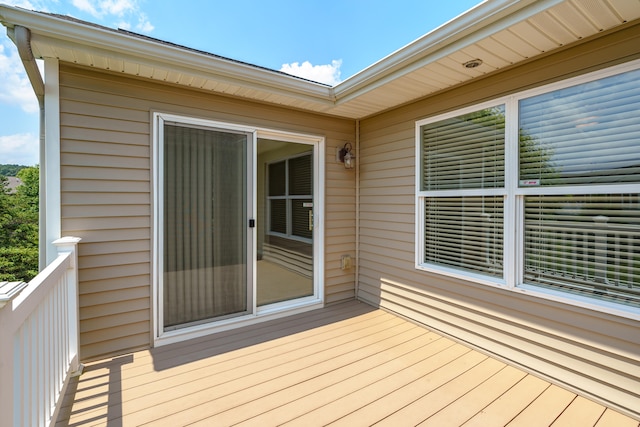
257;139;313;306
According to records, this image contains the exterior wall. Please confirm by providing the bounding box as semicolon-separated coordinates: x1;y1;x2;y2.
58;65;356;361
357;22;640;418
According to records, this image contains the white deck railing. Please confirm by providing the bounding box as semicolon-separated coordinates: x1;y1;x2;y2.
0;237;81;427
524;218;639;303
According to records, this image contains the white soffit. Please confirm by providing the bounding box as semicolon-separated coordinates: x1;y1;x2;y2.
1;0;639;119
331;0;640;117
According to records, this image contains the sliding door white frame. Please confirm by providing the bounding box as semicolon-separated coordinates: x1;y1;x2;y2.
152;112;324;346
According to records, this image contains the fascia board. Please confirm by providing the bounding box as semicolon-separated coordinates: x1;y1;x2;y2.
333;0;565;103
0;5;335;105
30;32;337;107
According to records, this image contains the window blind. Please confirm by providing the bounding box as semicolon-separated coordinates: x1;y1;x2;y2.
289;154;312;195
520;68;640;186
418;63;640;311
421;106;505;190
268;161;286;196
269;199;286;234
292;199;313;239
524;194;639;307
425;196;503;278
163;124;247;328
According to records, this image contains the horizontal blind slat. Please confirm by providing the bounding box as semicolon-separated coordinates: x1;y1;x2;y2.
425;196;503;278
524;194;639;307
422;105;505;190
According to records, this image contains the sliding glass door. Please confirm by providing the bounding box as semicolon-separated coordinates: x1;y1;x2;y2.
155;113;324;341
162;123;250;330
257;140;314;306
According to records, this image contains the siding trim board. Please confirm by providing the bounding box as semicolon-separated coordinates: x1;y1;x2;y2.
43;57;61;267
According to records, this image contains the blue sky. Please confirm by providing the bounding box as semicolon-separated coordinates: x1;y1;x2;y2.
0;0;481;167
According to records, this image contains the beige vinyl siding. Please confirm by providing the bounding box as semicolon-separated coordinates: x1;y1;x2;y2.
59;65;356;361
357;22;640;419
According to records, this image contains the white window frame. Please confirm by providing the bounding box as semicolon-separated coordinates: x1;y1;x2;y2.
266;152;314;244
415;99;512;289
416;59;640;321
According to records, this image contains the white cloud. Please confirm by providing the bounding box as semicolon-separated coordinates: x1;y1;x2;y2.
0;133;39;166
280;59;342;86
4;0;51;10
0;41;39;113
101;0;134;16
71;0;153;32
135;13;154;32
71;0;99;17
71;0;129;18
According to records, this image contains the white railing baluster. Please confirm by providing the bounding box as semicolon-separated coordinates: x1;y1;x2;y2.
0;236;81;427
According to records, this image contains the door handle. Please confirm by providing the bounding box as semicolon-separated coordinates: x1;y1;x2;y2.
309;210;313;231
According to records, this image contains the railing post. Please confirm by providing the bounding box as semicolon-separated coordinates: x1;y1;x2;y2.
593;216;609;291
52;237;82;374
0;282;27;427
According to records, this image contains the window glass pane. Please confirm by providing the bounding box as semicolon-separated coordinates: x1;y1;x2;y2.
289;154;313;195
421;106;505;190
524;194;640;308
163;124;247;328
268;161;286;196
424;196;503;278
270;199;287;234
292;199;313;239
519;68;640;187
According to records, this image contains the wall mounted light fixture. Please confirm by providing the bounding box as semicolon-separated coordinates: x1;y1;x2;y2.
337;142;355;169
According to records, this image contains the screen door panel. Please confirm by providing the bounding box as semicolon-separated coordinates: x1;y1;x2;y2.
163;124;248;329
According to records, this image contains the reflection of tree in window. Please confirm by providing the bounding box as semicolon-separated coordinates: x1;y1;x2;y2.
520;68;640;308
519;69;640;187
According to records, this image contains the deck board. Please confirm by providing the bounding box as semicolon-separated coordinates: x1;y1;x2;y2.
506;384;576;426
135;320;420;425
551;396;607;426
461;375;550;426
326;352;495;426
418;365;528;426
231;330;443;426
596;409;640;427
57;300;640;426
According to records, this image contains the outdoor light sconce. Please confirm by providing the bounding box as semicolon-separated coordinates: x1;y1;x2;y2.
337;142;355;169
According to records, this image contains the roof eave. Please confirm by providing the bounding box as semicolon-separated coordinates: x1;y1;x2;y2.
333;0;564;102
0;5;336;106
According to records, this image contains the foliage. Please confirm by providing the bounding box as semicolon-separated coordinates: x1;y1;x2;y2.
0;164;28;177
0;165;39;282
16;166;39;213
0;247;39;282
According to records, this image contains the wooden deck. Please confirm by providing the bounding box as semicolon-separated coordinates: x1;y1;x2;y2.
57;300;639;426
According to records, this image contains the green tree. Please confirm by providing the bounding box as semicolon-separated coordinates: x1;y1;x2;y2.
0;164;27;177
0;166;39;282
16;166;39;214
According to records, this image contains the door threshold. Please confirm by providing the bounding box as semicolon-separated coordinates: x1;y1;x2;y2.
155;300;324;347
